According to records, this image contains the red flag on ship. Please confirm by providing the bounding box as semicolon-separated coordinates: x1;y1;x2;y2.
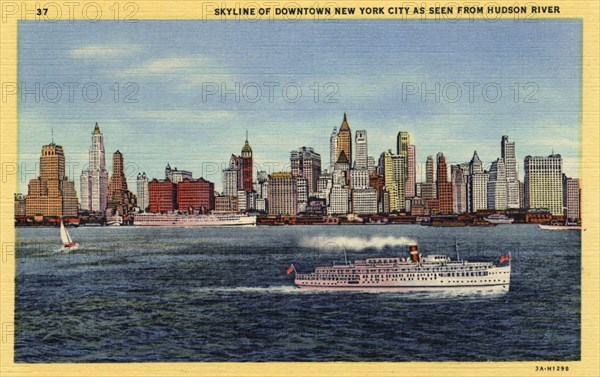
286;264;295;275
500;254;510;264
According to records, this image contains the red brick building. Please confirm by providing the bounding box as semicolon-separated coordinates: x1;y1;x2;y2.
177;178;215;213
148;179;177;213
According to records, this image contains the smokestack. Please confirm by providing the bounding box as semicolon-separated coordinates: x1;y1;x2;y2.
409;244;419;262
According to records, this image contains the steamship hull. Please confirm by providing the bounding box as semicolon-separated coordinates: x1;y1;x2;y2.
133;213;256;227
293;244;511;293
294;282;510;293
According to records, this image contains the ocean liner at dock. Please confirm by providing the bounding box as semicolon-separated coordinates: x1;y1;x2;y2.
291;244;511;293
133;212;256;227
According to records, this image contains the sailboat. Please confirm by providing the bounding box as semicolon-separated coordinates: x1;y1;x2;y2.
60;219;79;251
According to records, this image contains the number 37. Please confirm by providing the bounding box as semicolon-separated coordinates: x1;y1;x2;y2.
36;8;48;15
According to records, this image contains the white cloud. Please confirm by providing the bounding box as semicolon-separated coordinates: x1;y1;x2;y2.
116;56;238;95
144;58;207;73
70;44;142;59
133;109;234;122
120;57;218;76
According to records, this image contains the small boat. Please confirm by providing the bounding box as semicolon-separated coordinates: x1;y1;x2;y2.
484;214;514;224
60;219;79;251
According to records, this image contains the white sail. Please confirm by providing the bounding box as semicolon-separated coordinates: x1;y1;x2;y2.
60;221;72;244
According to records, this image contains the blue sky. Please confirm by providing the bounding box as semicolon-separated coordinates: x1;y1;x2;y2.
18;20;581;193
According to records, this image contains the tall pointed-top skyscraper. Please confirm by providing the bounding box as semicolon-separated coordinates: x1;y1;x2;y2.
241;131;253;192
469;150;483;174
468;150;489;212
80;123;109;212
336;113;352;167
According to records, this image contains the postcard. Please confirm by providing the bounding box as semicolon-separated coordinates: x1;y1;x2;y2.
1;0;598;376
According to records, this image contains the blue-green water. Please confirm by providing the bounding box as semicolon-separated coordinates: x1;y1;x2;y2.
15;224;580;362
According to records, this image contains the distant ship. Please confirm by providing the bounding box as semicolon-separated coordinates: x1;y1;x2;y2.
133;212;256;227
106;214;122;227
484;214;515;224
539;223;581;231
291;243;511;293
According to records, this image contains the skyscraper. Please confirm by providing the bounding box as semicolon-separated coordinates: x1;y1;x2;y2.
563;176;580;221
336;113;352;167
367;156;376;172
501;136;516;179
436;152;453;214
487;158;508;210
268;172;298;215
396;131;410;159
329;184;349;214
329;126;338;172
470;173;489;212
136;172;149;212
295;177;308;213
354;130;368;170
26;142;78;216
469;151;483;174
80;123;108;212
352;188;378;215
524;154;563;215
290;146;322;194
451;164;467;214
501;136;520;209
468;151;488;212
254;171;269;199
109;151;127;194
222;154;241;196
396;131;412;204
334;151;351;186
241;132;253;192
421;155;436;200
405;144;416;199
350;169;370;189
382;151;405;212
107;150;137;215
426;154;436;182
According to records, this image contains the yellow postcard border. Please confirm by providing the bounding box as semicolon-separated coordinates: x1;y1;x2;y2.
1;1;598;376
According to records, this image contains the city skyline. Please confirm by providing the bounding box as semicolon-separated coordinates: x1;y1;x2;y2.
17;20;581;193
18;119;577;196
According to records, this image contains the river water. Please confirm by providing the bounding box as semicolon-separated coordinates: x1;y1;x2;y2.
15;224;580;362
